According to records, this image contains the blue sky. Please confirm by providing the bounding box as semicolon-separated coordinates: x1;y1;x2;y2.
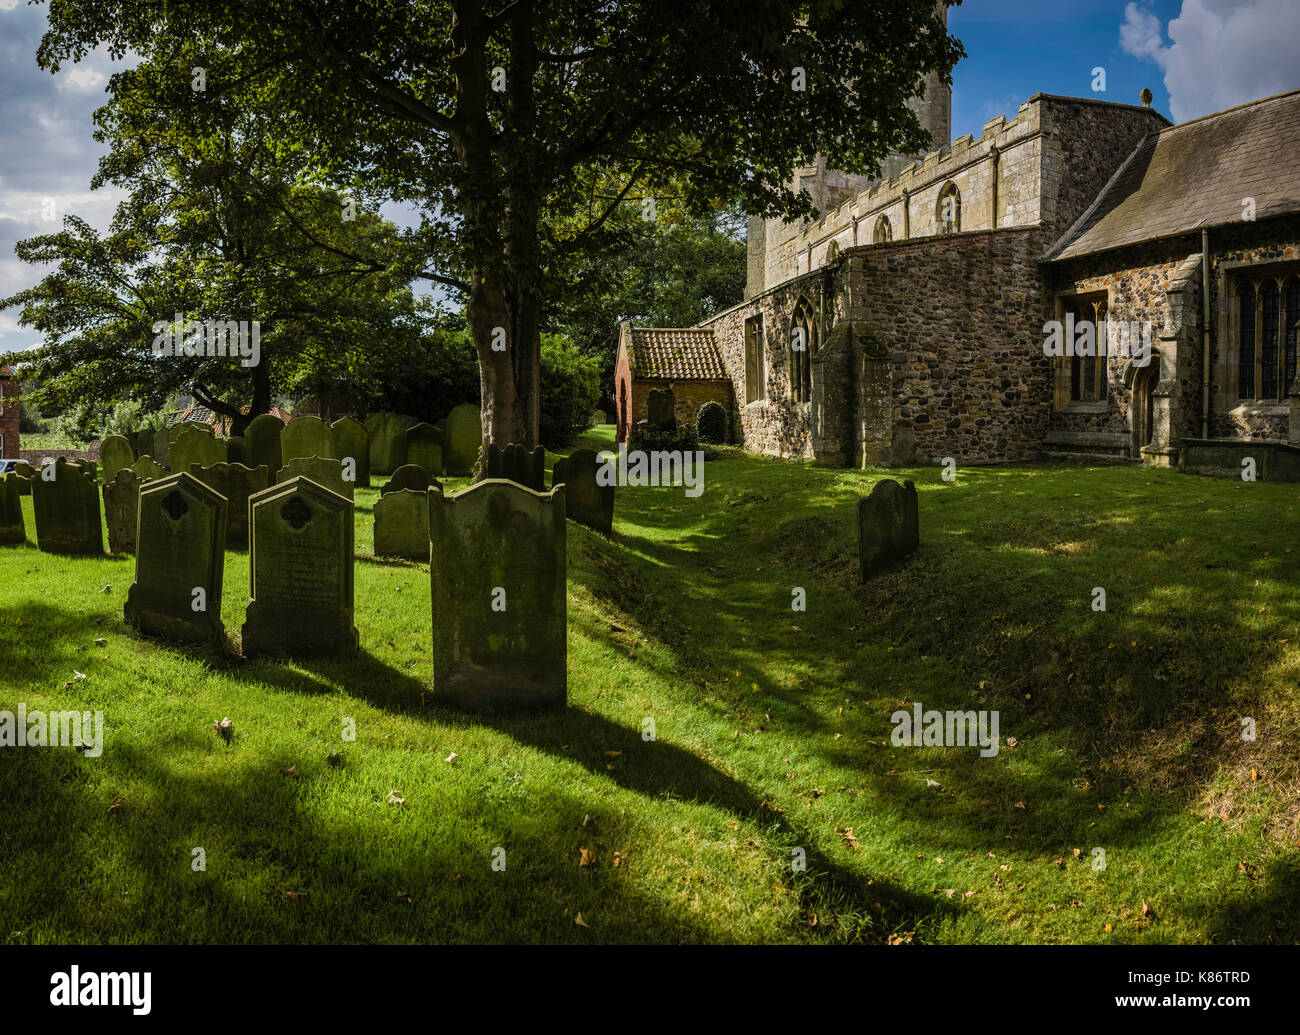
3;0;1298;356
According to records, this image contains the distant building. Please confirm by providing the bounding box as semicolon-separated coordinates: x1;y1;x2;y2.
0;365;20;458
614;326;733;443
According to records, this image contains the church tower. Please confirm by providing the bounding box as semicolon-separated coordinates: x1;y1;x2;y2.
745;6;953;299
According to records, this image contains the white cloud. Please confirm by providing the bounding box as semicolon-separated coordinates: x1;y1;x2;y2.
0;0;21;12
63;67;106;90
1121;1;1300;122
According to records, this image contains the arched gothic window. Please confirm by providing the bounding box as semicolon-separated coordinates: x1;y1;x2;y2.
1239;273;1300;400
788;297;817;404
873;215;892;244
937;182;960;234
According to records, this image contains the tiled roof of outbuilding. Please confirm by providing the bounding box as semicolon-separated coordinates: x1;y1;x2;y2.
627;328;728;381
1044;90;1300;262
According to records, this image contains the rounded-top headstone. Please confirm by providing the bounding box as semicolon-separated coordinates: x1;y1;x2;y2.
99;435;135;484
380;463;433;496
245;414;284;474
331;415;370;488
405;422;442;476
280;415;335;462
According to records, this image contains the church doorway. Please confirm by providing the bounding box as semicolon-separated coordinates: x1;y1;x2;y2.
1131;364;1157;457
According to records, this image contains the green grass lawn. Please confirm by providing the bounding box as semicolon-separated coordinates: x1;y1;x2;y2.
1;431;1297;944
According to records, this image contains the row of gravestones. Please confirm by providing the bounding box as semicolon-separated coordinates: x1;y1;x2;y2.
120;472;565;709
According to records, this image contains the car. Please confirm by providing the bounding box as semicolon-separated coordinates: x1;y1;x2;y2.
0;459;20;475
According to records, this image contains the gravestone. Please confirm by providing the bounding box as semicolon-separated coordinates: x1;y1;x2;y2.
373;488;431;560
428;479;566;710
280;415;334;462
485;442;545;491
366;412;417;475
170;420;212;438
380;464;435;497
130;429;153;459
67;459;98;481
647;388;676;429
857;478;919;580
130;455;168;481
0;475;25;545
277;456;353;500
591;409;606;426
405;422;443;476
245;414;284;474
443;404;482;475
31;458;102;555
331;416;370;488
12;460;33;495
225;435;248;466
552;448;615;535
243;477;358;658
102;468;144;554
149;427;171;468
170;426;226;473
189;462;270;549
99;435;135;485
125;472;228;647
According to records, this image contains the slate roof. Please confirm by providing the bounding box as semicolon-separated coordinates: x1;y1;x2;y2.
1044;90;1300;262
628;327;728;381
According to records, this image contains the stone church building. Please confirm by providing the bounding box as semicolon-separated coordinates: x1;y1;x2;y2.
615;66;1300;476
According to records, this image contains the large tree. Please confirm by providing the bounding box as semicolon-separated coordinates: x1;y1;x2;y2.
35;0;963;448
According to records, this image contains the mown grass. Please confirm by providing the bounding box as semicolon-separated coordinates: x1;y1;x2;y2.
1;430;1297;944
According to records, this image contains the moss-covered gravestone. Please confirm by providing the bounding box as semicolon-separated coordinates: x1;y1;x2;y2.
12;461;33;496
149;427;171;468
130;455;168;481
592;409;606;426
225;435;248;466
103;468;145;554
245;414;284;474
243;477;358;658
485;442;545;491
647;387;676;429
189;462;270;549
443;404;482;475
0;475;25;545
125;473;228;647
280;415;334;462
170;426;225;473
67;458;98;481
405;422;442;476
277;455;353;500
552;448;615;535
373;488;432;560
366;412;416;476
428;479;566;710
857;478;919;580
332;416;370;488
32;458;102;555
380;464;432;496
99;435;135;485
130;429;153;460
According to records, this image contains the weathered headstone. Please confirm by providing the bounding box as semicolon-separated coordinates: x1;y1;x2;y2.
130;429;153;459
857;478;919;580
67;458;98;481
130;455;168;481
245;414;284;474
99;435;135;485
13;460;33;495
0;475;25;545
277;455;353;500
189;462;270;549
443;404;482;475
31;458;102;555
373;488;431;560
405;422;443;476
428;479;566;710
280;414;334;462
485;442;545;491
102;468;144;554
591;409;606;426
379;464;433;497
225;435;248;466
170;426;226;473
125;472;228;647
552;448;614;535
366;412;417;475
647;388;676;429
170;420;212;438
331;416;370;488
243;477;358;658
149;427;171;468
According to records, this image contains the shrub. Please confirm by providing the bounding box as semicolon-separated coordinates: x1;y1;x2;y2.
629;420;698;454
696;401;727;444
538;334;601;449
